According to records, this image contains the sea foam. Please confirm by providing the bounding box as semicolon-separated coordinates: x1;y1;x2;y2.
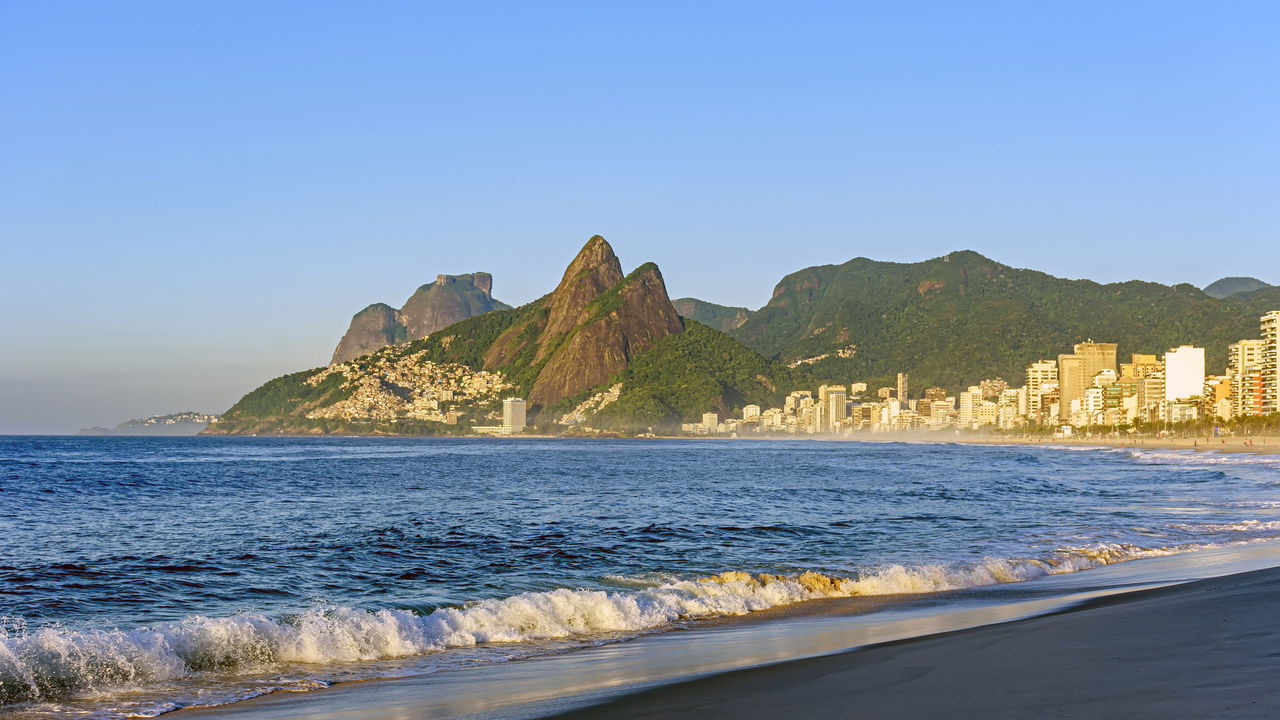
0;540;1261;707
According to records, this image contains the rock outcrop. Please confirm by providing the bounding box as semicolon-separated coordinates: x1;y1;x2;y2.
483;235;684;409
331;273;508;363
330;303;407;365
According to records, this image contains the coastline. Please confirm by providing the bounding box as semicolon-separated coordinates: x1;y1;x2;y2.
548;565;1280;720
961;433;1280;455
176;541;1280;720
186;431;1280;456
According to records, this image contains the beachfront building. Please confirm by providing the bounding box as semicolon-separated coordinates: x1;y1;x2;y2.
1264;311;1280;414
1164;346;1206;404
1025;360;1058;423
503;398;527;432
474;397;527;435
1228;339;1266;417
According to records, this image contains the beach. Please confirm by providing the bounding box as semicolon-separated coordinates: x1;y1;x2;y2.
549;566;1280;720
976;433;1280;455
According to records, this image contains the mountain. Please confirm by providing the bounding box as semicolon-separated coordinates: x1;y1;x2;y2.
79;412;220;436
1203;276;1273;299
330;273;508;363
210;236;795;435
672;298;753;333
724;250;1273;392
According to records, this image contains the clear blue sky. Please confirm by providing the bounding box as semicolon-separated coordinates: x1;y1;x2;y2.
2;1;1277;433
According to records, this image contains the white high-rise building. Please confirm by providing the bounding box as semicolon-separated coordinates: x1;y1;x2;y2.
825;389;847;432
1025;360;1058;420
1229;339;1266;417
1164;346;1206;403
958;386;982;427
502;398;527;433
1264;311;1280;414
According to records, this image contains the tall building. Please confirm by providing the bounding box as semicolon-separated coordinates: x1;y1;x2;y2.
958;386;982;427
502;398;527;432
1059;342;1118;415
1057;354;1085;414
1076;341;1118;380
1164;346;1206;402
824;388;847;432
1264;311;1280;414
896;373;909;402
1025;360;1058;421
1228;339;1266;417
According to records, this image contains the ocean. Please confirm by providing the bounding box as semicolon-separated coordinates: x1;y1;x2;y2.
3;436;1280;718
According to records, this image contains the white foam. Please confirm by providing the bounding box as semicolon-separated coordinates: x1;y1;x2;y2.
0;539;1267;709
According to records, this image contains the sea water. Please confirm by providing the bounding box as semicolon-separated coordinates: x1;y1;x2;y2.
2;436;1279;718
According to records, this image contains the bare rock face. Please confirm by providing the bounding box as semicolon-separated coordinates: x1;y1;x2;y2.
330;273;507;364
538;236;625;353
401;273;502;339
510;236;683;409
330;304;406;365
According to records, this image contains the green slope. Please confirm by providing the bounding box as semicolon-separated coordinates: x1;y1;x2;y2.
671;298;753;333
729;250;1273;393
587;320;806;431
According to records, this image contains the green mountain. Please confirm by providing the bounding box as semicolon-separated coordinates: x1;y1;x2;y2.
211;237;796;435
330;273;509;364
672;298;753;333
1203;276;1273;299
724;250;1274;393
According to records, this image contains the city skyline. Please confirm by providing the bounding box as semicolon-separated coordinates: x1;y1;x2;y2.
685;310;1280;437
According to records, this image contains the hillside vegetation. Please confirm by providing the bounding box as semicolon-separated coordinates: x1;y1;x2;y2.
726;250;1272;391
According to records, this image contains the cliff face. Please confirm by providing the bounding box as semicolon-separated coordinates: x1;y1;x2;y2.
528;259;684;408
480;236;684;409
400;273;504;338
331;273;508;363
330;304;407;364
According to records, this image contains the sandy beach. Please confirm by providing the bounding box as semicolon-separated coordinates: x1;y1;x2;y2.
547;566;1280;720
974;433;1280;455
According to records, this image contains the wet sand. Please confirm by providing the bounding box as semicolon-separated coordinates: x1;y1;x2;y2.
547;566;1280;720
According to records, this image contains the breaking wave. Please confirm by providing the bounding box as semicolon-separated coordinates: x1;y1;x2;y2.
0;539;1256;709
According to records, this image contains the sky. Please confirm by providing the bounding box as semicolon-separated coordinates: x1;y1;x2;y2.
2;1;1278;434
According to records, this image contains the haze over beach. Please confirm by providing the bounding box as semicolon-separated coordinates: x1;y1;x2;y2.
3;3;1280;720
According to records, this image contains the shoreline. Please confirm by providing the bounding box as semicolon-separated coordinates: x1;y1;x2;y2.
174;541;1280;720
88;431;1280;457
547;564;1280;719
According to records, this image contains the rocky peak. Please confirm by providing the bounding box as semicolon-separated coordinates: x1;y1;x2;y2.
330;304;407;364
527;246;683;408
541;236;625;342
330;273;508;364
435;272;494;299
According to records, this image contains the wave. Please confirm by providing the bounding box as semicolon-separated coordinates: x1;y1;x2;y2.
1171;520;1280;533
0;540;1265;709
